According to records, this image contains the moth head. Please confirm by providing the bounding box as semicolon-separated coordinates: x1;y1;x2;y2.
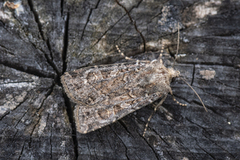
167;68;180;79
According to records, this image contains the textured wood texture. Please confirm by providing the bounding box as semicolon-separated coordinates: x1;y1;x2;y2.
0;0;239;159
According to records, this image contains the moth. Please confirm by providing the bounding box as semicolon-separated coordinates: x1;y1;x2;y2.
61;57;182;134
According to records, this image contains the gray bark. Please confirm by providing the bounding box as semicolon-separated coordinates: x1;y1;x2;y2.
0;0;239;159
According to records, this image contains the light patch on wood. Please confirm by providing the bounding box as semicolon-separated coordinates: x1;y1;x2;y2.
3;0;24;16
145;41;161;50
0;82;37;88
200;69;216;80
176;54;186;58
194;1;220;18
182;157;189;160
0;91;27;115
37;115;47;135
15;91;27;102
143;39;171;51
120;0;135;8
4;1;21;9
0;10;11;19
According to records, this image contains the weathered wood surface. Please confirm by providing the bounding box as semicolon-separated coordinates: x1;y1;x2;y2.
0;0;239;159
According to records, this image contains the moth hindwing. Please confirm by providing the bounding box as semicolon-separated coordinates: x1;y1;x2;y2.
61;59;179;134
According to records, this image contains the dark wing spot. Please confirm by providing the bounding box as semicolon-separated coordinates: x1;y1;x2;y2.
97;109;110;119
113;105;123;115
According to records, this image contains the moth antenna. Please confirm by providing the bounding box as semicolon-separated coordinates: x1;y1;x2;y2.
167;86;187;107
179;77;208;112
171;94;187;107
170;24;188;107
175;22;180;59
116;45;133;60
171;23;207;111
173;22;180;67
143;95;167;137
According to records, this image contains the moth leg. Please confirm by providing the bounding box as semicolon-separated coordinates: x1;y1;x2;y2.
143;95;168;137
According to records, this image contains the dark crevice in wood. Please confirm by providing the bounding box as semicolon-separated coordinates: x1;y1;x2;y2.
79;0;142;57
215;80;240;90
0;60;55;78
86;9;128;55
138;110;184;159
152;125;183;160
63;92;79;159
14;109;29;128
194;88;237;107
90;15;125;47
0;45;15;55
139;132;160;160
165;150;175;160
46;39;54;60
166;122;197;158
152;128;170;146
80;16;128;59
115;0;146;52
109;126;130;160
27;0;44;40
27;0;61;77
80;0;101;41
185;117;236;159
176;141;196;158
187;118;235;157
197;144;216;159
149;11;163;22
13;129;19;139
62;12;69;74
191;64;195;86
61;0;64;16
42;50;61;77
29;111;42;148
48;113;53;159
43;40;62;77
167;46;176;59
118;120;134;137
0;19;5;26
17;142;25;160
29;84;55;148
0;110;10;121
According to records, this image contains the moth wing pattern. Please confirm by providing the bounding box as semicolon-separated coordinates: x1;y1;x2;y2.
61;60;177;133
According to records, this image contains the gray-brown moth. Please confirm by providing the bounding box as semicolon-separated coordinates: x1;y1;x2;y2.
61;59;179;134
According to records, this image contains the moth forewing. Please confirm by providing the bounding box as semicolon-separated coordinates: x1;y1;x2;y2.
61;59;179;134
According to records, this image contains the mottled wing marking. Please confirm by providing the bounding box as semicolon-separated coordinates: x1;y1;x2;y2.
61;60;174;133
